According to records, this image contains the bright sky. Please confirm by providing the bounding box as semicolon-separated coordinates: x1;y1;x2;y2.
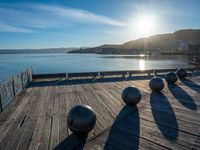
0;0;200;49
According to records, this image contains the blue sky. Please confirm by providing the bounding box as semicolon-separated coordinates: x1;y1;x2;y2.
0;0;200;49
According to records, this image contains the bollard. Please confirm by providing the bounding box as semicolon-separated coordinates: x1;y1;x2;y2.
67;105;96;135
149;77;164;92
165;72;178;84
176;68;187;78
122;86;142;106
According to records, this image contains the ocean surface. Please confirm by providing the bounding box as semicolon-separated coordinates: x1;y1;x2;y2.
0;53;193;81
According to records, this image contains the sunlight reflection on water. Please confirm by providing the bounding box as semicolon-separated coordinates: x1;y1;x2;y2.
139;59;145;70
0;53;192;80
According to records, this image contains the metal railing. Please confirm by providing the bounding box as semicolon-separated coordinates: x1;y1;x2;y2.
1;67;196;112
32;67;196;79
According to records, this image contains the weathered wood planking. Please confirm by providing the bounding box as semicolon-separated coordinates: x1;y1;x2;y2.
13;72;23;96
0;77;15;109
27;67;33;82
0;67;33;112
0;76;199;150
21;69;29;88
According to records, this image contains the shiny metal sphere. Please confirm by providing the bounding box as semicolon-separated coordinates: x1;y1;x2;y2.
149;77;164;92
122;86;142;106
165;72;178;84
176;68;187;78
67;105;96;135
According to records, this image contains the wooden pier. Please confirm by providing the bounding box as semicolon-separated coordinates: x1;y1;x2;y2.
0;72;200;150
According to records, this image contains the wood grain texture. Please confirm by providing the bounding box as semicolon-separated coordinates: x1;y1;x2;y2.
0;75;199;150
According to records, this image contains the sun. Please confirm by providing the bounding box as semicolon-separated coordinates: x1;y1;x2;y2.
134;15;156;36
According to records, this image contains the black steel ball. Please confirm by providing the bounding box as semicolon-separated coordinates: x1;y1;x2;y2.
176;68;187;78
149;77;164;92
165;72;178;84
122;86;142;106
67;105;96;135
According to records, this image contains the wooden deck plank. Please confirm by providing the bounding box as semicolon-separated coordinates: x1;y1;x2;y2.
0;87;40;150
0;88;34;143
0;76;199;150
49;86;60;150
57;85;68;150
16;86;49;150
38;86;55;150
28;86;51;150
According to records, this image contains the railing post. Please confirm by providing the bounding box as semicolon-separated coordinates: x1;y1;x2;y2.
29;66;33;82
153;70;157;77
28;67;32;83
193;56;200;70
31;66;33;81
126;71;129;78
129;72;132;77
27;68;29;85
12;76;16;97
21;71;25;89
122;73;125;78
0;85;3;112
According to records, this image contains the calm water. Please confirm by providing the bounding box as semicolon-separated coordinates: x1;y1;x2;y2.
0;53;192;80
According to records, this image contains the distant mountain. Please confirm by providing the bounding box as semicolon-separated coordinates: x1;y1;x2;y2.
0;47;78;54
68;29;200;54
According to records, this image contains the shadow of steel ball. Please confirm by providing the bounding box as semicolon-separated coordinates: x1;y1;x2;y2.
177;68;187;78
122;86;142;106
67;105;96;135
165;72;178;84
149;77;164;92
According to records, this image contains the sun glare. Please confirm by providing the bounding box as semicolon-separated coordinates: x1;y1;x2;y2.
134;15;156;36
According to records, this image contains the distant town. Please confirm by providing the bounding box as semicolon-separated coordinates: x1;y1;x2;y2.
1;29;200;55
68;29;200;55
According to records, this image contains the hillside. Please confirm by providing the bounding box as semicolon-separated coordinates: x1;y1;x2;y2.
68;29;200;54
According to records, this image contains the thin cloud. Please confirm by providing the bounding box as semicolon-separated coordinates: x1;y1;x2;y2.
0;3;125;33
33;4;125;26
0;22;32;33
